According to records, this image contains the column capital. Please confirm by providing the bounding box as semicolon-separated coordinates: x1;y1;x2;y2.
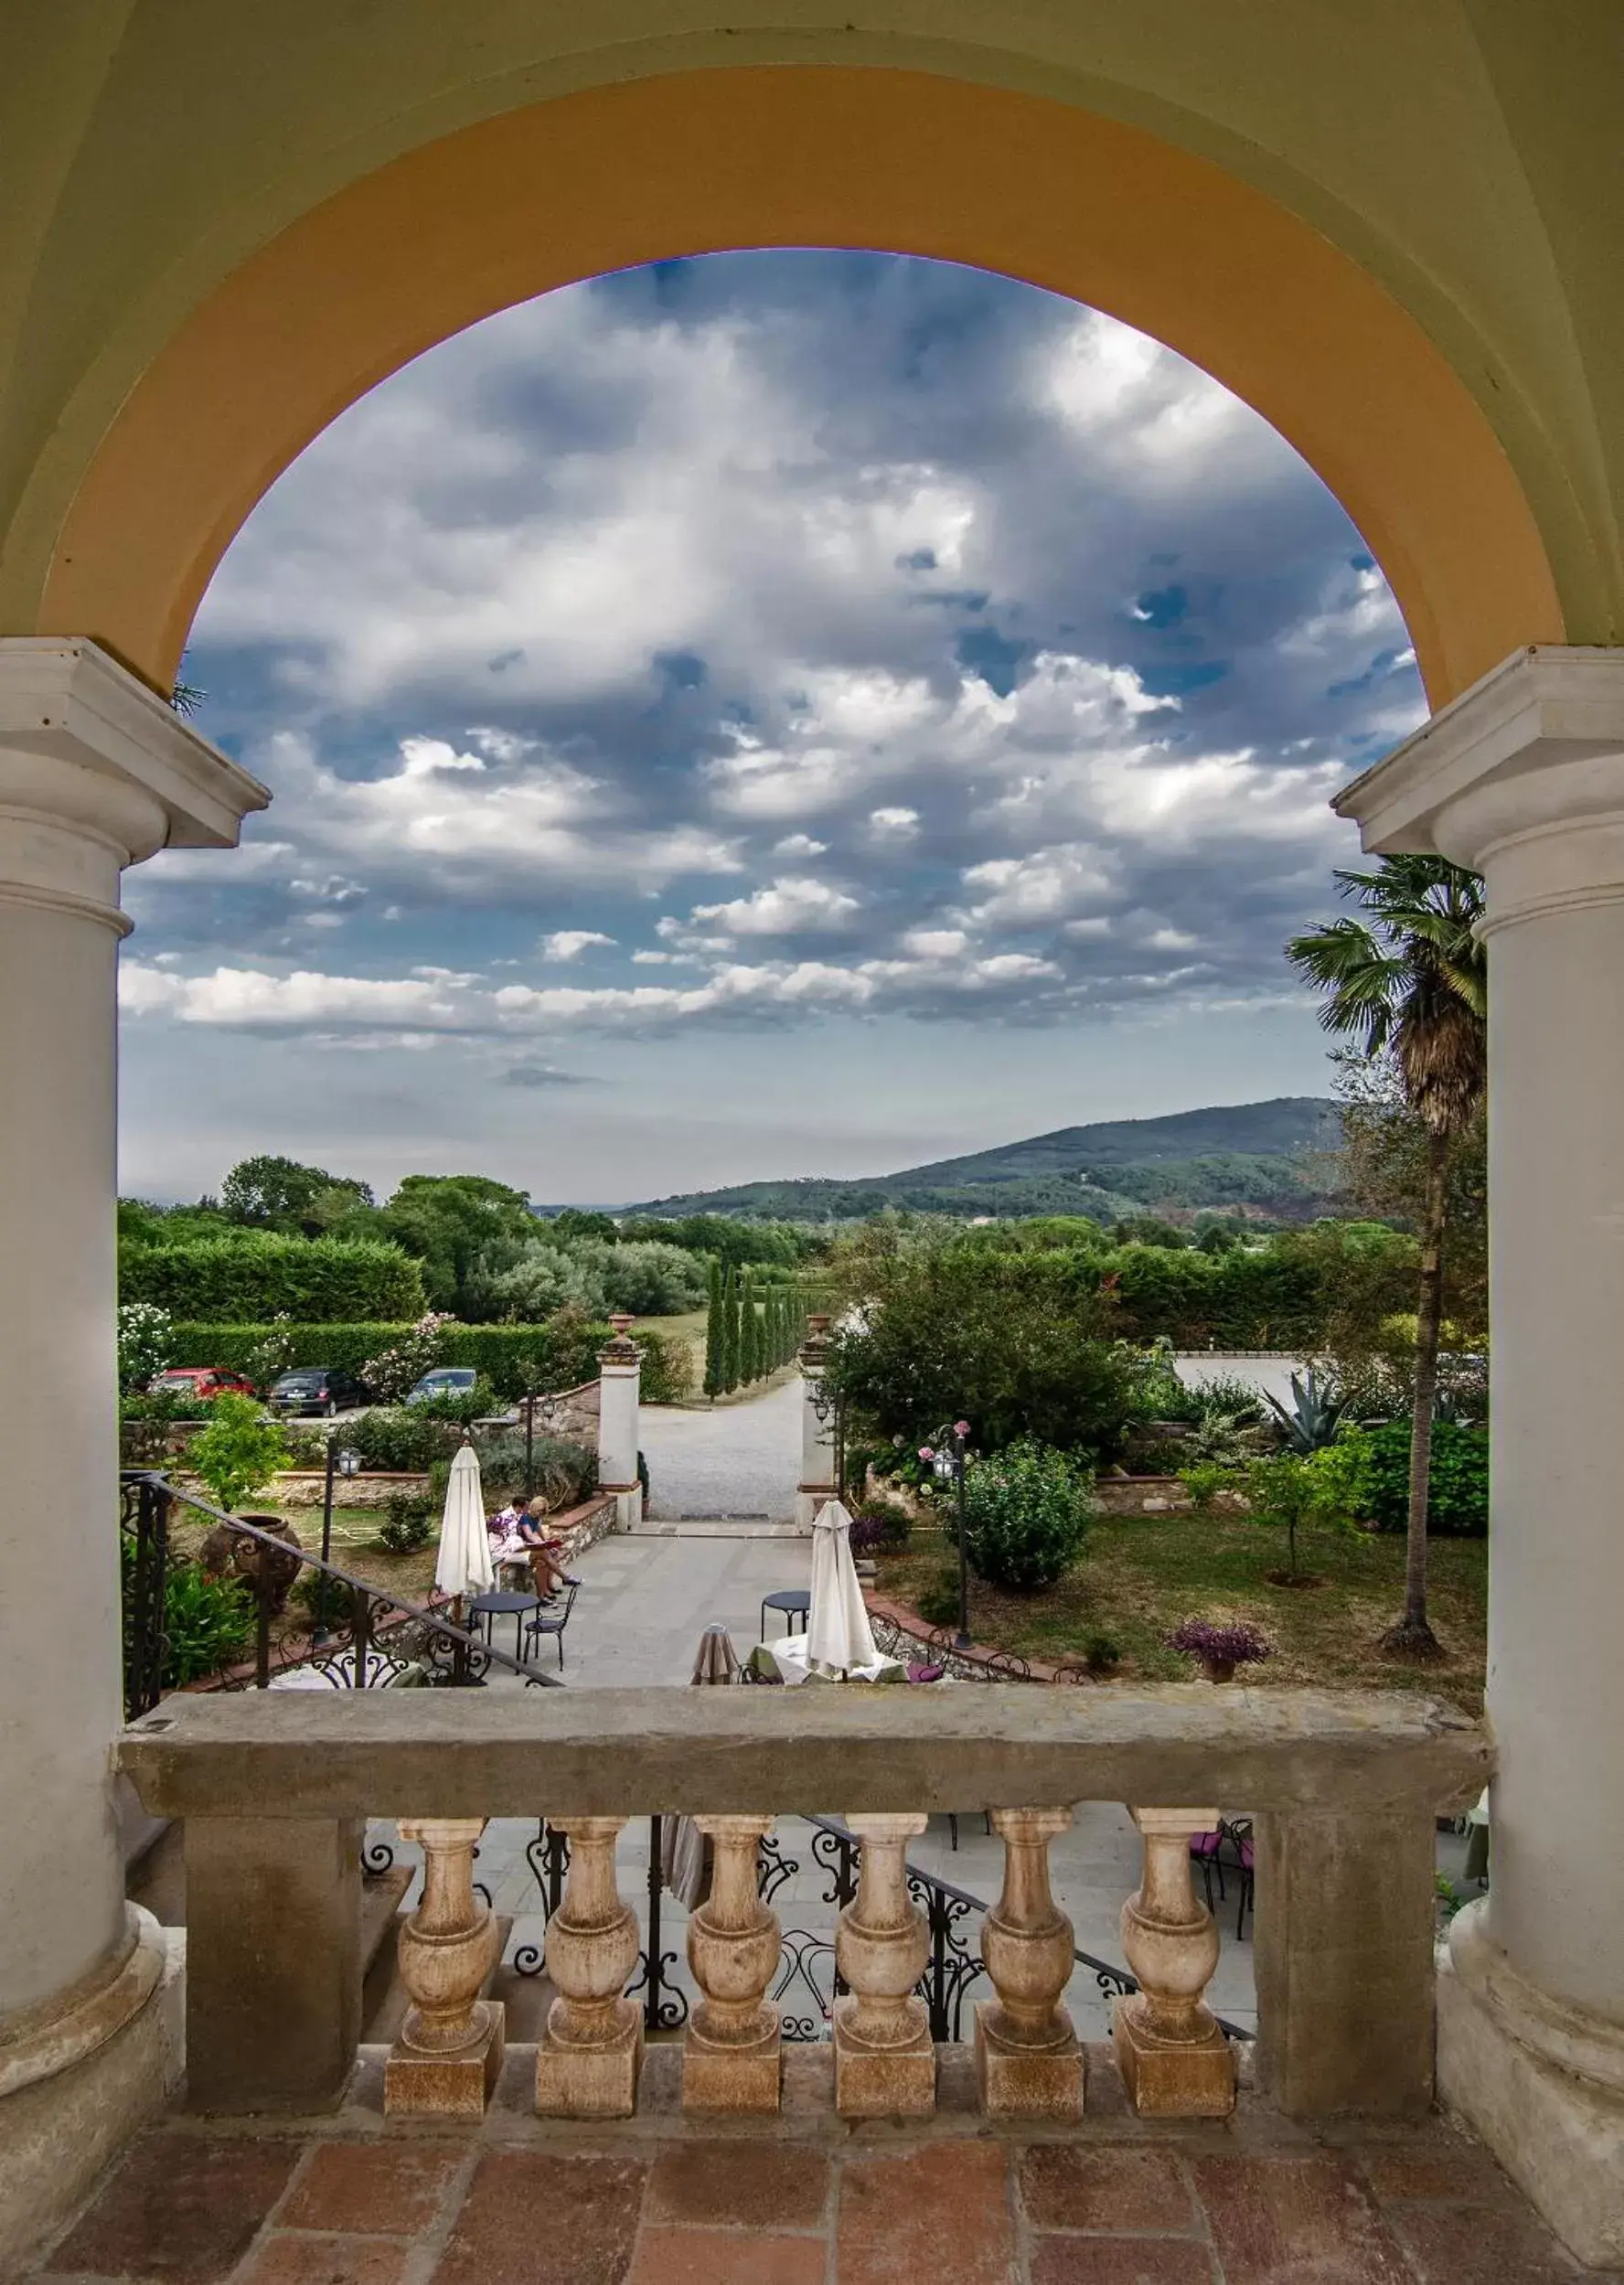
0;637;268;929
1335;645;1624;934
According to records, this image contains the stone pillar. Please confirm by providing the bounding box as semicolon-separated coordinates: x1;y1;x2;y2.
0;643;265;2245
833;1811;935;2117
185;1817;363;2114
596;1315;642;1530
795;1313;837;1531
1252;1810;1435;2117
683;1814;781;2112
1336;646;1624;2261
975;1807;1082;2118
534;1816;643;2117
1114;1808;1234;2118
385;1819;504;2117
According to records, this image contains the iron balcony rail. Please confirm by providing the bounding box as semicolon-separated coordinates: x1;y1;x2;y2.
120;1467;563;1713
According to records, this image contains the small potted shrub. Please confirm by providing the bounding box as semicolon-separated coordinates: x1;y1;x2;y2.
1083;1632;1122;1677
1167;1618;1273;1684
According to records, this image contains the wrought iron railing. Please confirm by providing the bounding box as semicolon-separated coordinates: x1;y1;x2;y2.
119;1468;563;1714
503;1809;1250;2044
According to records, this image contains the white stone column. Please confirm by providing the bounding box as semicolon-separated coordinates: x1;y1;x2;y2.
1336;645;1624;2264
0;640;266;2258
596;1314;641;1529
795;1313;837;1531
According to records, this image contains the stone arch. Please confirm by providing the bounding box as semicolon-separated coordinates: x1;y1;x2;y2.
33;68;1561;705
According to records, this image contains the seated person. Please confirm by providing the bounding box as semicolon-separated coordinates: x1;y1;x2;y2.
517;1496;572;1596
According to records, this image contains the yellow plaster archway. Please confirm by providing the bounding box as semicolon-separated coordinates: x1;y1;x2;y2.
36;67;1562;706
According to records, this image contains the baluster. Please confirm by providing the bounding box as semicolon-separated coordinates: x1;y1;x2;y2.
684;1815;782;2111
834;1811;935;2117
384;1818;505;2116
976;1806;1083;2117
1115;1806;1235;2117
534;1815;643;2116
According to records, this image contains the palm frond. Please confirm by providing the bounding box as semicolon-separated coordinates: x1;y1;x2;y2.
1289;855;1486;1125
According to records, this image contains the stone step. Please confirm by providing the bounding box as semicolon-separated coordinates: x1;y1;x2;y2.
629;1518;809;1538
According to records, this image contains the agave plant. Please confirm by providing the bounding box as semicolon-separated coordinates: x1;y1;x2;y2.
1264;1367;1347;1454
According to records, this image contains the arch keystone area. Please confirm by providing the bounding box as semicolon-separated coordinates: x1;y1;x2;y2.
30;67;1560;705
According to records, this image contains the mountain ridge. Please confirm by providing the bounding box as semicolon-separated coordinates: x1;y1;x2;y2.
625;1094;1339;1222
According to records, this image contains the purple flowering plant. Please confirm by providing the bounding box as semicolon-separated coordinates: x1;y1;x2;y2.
1167;1618;1273;1668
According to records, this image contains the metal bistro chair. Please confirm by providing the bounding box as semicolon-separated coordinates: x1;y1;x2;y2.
1190;1818;1255;1939
522;1577;580;1670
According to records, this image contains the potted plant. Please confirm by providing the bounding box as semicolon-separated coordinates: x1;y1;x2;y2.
1167;1618;1273;1684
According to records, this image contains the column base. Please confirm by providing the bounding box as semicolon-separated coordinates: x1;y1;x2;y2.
1438;1904;1624;2269
383;2000;504;2119
535;2010;643;2118
795;1486;835;1532
974;2000;1082;2119
683;2018;782;2113
1113;1995;1234;2118
0;1911;183;2273
833;1999;936;2117
604;1485;642;1532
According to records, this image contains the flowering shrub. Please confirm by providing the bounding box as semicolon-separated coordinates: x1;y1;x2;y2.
960;1437;1092;1592
361;1312;453;1403
245;1311;298;1391
1166;1618;1273;1670
118;1301;174;1393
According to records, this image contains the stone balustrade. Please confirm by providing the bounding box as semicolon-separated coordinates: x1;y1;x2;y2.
120;1685;1488;2125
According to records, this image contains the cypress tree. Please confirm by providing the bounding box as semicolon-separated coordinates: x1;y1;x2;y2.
702;1256;723;1399
720;1265;740;1393
740;1269;759;1384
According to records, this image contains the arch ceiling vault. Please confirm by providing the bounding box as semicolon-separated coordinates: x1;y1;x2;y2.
4;5;1623;704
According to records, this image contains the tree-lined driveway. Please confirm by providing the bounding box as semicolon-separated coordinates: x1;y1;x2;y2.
639;1376;801;1522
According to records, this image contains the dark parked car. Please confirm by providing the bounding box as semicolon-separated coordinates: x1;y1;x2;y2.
266;1366;369;1417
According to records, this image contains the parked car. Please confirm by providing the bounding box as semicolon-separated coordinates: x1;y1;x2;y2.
404;1367;478;1405
147;1366;257;1404
266;1366;369;1417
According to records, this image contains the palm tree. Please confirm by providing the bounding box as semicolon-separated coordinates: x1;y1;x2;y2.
1287;854;1486;1657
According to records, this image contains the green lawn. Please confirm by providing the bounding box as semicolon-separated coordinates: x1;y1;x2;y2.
878;1511;1488;1714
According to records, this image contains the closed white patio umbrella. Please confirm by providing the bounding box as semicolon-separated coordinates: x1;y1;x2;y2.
434;1438;495;1604
806;1500;880;1677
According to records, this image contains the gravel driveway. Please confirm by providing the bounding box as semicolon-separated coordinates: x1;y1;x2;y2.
639;1375;802;1522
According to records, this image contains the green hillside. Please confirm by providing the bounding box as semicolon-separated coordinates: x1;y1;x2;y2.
630;1096;1338;1223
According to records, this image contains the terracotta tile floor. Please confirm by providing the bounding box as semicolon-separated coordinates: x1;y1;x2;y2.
28;2045;1619;2285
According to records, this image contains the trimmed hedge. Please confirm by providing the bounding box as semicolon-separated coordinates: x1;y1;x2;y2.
1098;1245;1324;1351
122;1236;424;1323
1358;1419;1489;1536
165;1319;691;1404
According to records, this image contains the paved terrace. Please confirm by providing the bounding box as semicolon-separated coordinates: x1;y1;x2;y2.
29;2045;1611;2283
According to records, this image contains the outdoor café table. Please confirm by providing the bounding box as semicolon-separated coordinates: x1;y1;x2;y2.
760;1587;811;1641
466;1590;540;1661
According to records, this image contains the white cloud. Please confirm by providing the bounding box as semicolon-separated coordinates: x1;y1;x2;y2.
869;806;920;837
119;964;466;1030
964;845;1114;925
689;877;860;936
773;833;828;859
541;931;615;961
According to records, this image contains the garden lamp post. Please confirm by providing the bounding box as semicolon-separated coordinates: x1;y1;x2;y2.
315;1436;361;1642
930;1421;972;1650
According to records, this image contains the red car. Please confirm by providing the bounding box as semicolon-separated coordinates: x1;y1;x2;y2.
147;1366;256;1403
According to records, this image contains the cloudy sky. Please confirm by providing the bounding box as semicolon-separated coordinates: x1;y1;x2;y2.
119;251;1424;1205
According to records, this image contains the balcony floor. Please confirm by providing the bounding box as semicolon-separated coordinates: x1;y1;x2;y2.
28;2042;1617;2284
